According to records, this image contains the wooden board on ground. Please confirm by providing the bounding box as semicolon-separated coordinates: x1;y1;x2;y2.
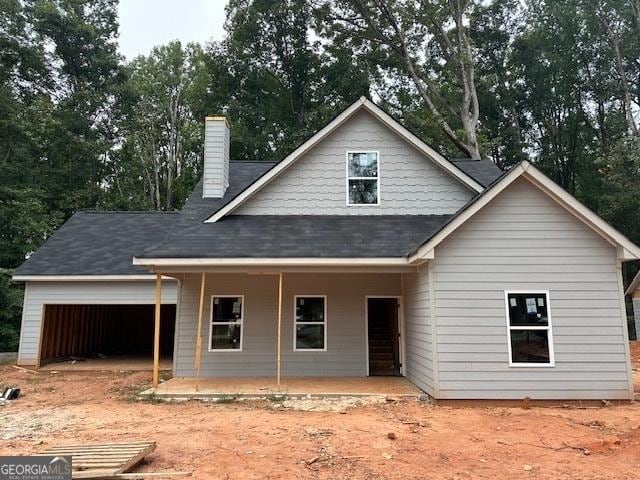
40;441;156;479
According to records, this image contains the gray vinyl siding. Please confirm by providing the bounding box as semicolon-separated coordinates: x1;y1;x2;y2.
402;267;435;396
203;119;230;198
633;297;640;341
174;272;401;377
431;177;632;400
235;110;474;215
17;280;178;366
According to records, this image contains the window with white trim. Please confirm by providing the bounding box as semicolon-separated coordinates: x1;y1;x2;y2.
294;296;326;350
209;296;243;351
506;291;554;366
347;151;379;205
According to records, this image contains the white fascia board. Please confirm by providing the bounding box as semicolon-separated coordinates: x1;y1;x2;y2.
11;275;177;282
132;257;410;267
205;97;483;223
409;161;640;263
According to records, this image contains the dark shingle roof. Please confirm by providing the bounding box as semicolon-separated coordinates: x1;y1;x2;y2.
138;215;453;258
14;156;498;275
14;212;179;276
181;161;276;221
14;161;275;276
451;159;503;187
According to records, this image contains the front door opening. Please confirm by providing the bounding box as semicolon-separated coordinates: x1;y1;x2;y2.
367;298;401;376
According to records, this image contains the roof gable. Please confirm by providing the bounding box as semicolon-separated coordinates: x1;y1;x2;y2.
205;97;484;222
409;161;640;262
232;108;476;216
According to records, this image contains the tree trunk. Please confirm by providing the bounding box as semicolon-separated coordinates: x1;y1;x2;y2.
601;14;639;137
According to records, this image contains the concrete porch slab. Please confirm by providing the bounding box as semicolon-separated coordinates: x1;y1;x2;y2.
141;376;423;399
40;355;172;371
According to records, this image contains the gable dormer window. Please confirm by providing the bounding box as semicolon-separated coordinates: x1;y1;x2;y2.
346;151;379;205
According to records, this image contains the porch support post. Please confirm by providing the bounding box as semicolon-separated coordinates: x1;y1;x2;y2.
194;272;206;392
152;273;162;388
276;272;283;387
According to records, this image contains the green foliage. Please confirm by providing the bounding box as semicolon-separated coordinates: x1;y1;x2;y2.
0;270;23;351
598;136;640;246
209;0;370;161
109;41;209;210
0;0;125;347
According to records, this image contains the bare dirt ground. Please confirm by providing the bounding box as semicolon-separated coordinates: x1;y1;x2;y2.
2;348;640;480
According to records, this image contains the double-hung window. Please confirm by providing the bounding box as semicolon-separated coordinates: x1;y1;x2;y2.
505;291;554;366
294;296;327;351
347;151;379;205
209;295;244;351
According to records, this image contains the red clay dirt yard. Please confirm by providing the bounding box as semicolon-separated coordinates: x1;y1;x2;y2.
2;346;640;480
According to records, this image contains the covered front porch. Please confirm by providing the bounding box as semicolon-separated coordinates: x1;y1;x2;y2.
141;263;425;396
142;375;421;399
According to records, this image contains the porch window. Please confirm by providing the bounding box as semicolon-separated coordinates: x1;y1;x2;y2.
209;295;243;351
505;291;554;366
347;151;379;205
294;296;326;351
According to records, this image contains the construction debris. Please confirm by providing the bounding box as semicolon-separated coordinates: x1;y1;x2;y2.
40;441;157;479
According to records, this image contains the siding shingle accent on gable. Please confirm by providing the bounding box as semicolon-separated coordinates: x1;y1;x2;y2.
235;110;475;215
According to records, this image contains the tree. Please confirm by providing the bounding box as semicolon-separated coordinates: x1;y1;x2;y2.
32;0;126;216
599;135;640;245
0;269;23;351
471;0;528;169
593;0;640;137
209;0;370;161
316;0;484;159
0;0;124;349
114;41;209;211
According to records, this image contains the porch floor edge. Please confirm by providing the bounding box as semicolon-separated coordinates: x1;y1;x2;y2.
140;376;424;399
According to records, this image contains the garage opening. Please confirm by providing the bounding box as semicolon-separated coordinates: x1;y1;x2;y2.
39;304;176;369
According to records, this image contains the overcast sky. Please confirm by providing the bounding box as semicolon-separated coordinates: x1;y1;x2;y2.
117;0;228;60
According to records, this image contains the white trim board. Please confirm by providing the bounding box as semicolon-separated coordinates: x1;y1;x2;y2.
204;97;483;222
409;161;640;262
12;275;177;282
133;257;413;267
